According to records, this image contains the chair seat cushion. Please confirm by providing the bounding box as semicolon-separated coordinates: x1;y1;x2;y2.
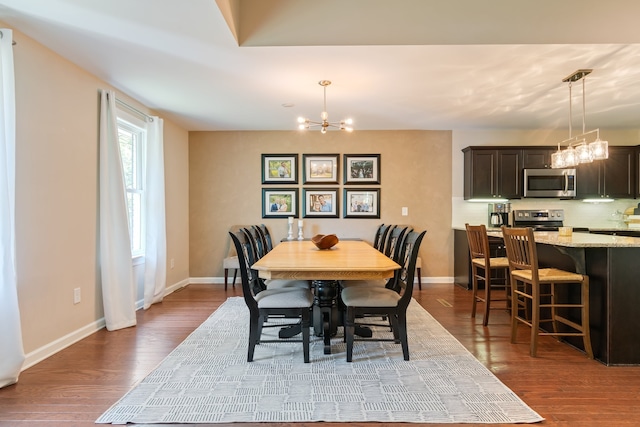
340;279;387;288
256;288;313;308
512;268;584;283
223;256;239;269
471;256;509;269
266;279;310;290
341;286;401;307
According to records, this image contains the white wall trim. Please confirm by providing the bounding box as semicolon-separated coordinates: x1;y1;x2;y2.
188;276;456;285
22;277;191;371
22;275;456;370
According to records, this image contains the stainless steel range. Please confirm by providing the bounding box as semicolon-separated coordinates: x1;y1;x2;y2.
512;209;565;231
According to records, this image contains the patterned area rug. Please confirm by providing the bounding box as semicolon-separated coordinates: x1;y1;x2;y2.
96;297;543;424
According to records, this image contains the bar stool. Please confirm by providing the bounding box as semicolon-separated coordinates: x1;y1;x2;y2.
501;226;593;358
465;224;511;326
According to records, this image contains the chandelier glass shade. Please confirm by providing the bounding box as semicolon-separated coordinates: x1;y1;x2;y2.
550;69;609;169
297;80;353;134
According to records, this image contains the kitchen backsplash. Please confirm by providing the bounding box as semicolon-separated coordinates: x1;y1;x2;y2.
452;197;635;229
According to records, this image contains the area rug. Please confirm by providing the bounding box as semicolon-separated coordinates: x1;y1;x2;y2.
96;297;543;424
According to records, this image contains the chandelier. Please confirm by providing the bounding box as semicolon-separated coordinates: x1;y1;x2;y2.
551;69;609;169
297;80;353;134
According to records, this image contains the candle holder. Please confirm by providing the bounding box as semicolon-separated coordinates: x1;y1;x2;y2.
287;222;293;240
297;223;304;240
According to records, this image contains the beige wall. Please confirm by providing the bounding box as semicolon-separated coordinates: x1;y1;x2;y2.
189;130;453;281
10;27;190;361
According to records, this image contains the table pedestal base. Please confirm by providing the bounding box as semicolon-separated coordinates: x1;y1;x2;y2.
312;280;339;354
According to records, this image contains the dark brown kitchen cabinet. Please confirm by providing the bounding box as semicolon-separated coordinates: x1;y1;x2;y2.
522;148;556;169
576;146;635;199
463;147;522;200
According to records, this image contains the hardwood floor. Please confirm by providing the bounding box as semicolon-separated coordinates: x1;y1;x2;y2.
1;283;639;427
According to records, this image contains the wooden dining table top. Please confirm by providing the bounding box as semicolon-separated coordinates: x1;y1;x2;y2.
251;240;401;281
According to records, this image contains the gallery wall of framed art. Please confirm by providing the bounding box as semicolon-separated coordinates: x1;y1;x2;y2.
260;152;380;219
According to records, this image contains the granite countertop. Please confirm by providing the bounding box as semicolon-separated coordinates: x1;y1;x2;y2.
484;230;640;248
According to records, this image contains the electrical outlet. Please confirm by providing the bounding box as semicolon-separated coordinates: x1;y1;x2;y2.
73;287;81;304
170;258;175;269
402;207;408;216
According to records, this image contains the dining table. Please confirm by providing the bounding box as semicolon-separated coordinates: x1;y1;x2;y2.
251;239;401;354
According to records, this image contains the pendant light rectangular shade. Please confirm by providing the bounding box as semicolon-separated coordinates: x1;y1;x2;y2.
590;139;609;160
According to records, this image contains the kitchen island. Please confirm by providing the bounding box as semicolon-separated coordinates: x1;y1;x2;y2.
456;228;640;365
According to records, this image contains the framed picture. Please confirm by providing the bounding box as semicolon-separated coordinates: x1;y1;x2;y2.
303;154;339;184
344;154;380;184
344;188;380;218
262;154;298;184
303;188;339;218
262;188;298;218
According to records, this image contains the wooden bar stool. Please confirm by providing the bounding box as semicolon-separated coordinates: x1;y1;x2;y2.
501;226;593;358
465;224;510;326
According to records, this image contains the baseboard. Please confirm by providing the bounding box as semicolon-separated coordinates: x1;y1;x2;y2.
22;277;192;371
187;277;460;285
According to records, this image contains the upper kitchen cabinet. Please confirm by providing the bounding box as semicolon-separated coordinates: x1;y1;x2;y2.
463;147;522;200
576;146;635;199
522;148;556;169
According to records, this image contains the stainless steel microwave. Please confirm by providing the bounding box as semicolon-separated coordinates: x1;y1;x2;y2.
523;168;576;198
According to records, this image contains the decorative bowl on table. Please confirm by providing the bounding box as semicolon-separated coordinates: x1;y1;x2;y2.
311;234;339;250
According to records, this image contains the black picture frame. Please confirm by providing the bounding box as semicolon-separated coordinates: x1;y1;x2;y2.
303;154;340;184
343;154;381;185
261;154;298;184
303;188;339;218
262;188;299;218
343;188;380;218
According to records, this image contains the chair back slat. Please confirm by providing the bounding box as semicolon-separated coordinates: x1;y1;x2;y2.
465;223;491;263
501;226;539;281
384;225;409;258
258;224;274;252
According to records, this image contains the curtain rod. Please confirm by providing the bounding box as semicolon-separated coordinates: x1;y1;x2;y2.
0;30;18;45
115;98;154;122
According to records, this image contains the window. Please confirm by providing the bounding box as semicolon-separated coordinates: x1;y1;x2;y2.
117;113;147;257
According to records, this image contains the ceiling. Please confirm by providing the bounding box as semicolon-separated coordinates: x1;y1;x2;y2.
1;0;640;132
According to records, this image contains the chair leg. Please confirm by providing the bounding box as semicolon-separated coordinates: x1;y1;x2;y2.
302;308;311;363
247;314;261;362
581;277;594;359
530;284;540;357
483;268;492;326
550;282;559;336
397;313;410;361
224;268;229;290
471;266;479;319
510;278;520;344
231;269;237;287
417;267;422;290
346;307;355;362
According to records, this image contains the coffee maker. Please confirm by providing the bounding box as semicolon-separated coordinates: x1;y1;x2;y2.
488;203;511;228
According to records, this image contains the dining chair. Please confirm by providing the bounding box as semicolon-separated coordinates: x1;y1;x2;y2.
242;227;310;290
340;225;408;290
501;226;593;358
341;230;427;362
387;225;423;290
229;231;314;363
465;223;511;326
223;225;249;290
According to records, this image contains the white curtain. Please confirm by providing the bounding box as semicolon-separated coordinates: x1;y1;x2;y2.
0;29;25;388
143;117;166;309
99;89;136;331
